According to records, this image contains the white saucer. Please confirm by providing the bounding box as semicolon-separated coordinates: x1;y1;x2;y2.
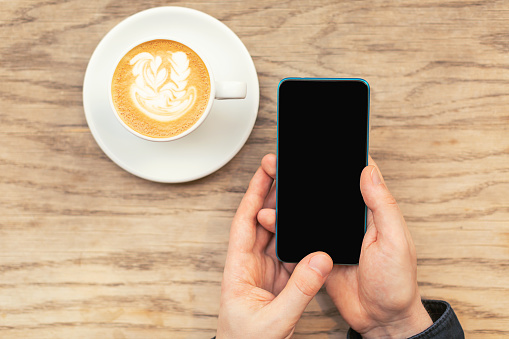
83;7;259;183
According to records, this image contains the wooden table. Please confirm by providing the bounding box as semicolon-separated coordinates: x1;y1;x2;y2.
1;0;508;338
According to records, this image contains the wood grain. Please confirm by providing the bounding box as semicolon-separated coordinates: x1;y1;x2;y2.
1;0;508;338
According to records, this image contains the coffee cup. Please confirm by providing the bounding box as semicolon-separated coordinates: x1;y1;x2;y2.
109;38;247;142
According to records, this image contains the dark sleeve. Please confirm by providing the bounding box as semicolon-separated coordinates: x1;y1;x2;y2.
347;300;464;339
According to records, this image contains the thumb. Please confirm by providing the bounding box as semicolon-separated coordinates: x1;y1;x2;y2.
360;165;405;233
270;252;333;323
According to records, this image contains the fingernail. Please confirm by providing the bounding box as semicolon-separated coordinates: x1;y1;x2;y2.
371;166;382;186
308;254;331;278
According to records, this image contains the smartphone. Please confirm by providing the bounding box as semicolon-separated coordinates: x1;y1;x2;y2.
276;78;370;265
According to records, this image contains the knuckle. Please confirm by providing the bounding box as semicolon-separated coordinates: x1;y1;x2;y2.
293;275;318;297
382;191;398;206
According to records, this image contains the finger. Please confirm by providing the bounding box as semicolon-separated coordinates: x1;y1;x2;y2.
261;154;277;209
269;252;333;323
324;265;359;310
257;208;276;233
261;153;277;179
259;154;277;232
263;183;276;209
229;165;274;253
254;222;274;254
263;235;297;273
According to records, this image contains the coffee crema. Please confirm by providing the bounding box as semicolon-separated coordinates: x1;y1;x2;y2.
111;39;211;139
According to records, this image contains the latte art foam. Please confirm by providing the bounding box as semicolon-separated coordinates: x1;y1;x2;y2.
130;51;196;122
111;40;211;139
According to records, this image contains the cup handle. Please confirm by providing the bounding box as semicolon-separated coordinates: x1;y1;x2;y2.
215;81;247;100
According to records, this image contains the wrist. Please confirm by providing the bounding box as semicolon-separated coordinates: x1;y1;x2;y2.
361;301;433;339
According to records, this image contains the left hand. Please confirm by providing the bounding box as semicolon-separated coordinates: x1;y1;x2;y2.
217;154;333;338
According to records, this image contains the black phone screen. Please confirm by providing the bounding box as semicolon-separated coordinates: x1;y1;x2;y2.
276;78;369;265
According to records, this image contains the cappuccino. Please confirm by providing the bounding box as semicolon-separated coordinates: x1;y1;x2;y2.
111;39;211;139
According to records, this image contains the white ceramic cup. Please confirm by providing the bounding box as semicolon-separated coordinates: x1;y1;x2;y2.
108;37;247;142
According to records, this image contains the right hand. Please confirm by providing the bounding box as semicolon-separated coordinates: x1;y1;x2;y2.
324;157;433;338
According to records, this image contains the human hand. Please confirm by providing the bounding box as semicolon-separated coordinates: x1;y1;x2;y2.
217;154;333;338
325;157;433;338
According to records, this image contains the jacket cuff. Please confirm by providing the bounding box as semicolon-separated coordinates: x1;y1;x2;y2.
347;299;464;339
